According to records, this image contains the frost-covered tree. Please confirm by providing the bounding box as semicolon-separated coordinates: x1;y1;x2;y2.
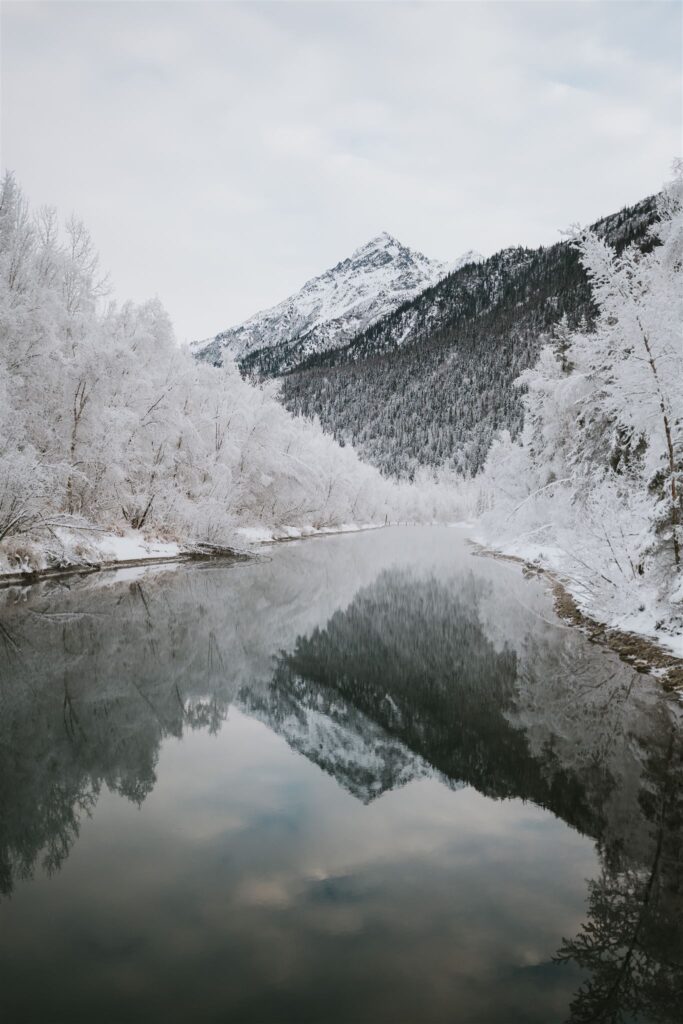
572;165;682;575
0;174;462;572
480;166;683;637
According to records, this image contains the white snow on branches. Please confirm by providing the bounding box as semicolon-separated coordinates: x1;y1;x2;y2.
478;165;683;653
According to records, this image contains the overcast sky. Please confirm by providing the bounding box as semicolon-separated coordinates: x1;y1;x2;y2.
2;1;681;343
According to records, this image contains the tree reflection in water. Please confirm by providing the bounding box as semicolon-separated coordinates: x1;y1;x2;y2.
555;724;683;1023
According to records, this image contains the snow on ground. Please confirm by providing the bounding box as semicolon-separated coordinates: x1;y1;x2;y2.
0;526;182;581
604;605;683;661
87;532;181;563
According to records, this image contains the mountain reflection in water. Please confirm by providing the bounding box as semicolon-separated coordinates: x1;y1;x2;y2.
0;528;680;1024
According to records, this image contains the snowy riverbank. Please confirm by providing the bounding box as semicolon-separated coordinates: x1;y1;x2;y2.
472;530;683;688
0;526;187;586
0;521;391;586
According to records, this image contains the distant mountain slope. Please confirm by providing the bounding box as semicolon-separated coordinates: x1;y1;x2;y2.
192;232;479;374
279;195;658;477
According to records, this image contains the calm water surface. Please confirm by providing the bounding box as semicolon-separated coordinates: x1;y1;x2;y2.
0;527;680;1024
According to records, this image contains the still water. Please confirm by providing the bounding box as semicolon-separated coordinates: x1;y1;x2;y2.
0;527;680;1024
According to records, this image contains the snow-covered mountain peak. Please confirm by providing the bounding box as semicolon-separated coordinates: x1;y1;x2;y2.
192;233;481;374
352;230;445;271
371;229;398;245
350;231;403;259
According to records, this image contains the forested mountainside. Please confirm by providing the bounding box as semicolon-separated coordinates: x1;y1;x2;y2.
192;232;477;373
277;196;657;477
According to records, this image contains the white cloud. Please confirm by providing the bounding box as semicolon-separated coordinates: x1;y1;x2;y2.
1;0;680;343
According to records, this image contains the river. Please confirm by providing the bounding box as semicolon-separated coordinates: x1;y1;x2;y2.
0;527;680;1023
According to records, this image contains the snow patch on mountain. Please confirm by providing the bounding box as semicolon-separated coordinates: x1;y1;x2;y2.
192;232;481;371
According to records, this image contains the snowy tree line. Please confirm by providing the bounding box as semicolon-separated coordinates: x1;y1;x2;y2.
0;174;464;573
479;167;683;642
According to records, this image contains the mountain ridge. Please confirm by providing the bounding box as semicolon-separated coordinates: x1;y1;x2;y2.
192;232;480;373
